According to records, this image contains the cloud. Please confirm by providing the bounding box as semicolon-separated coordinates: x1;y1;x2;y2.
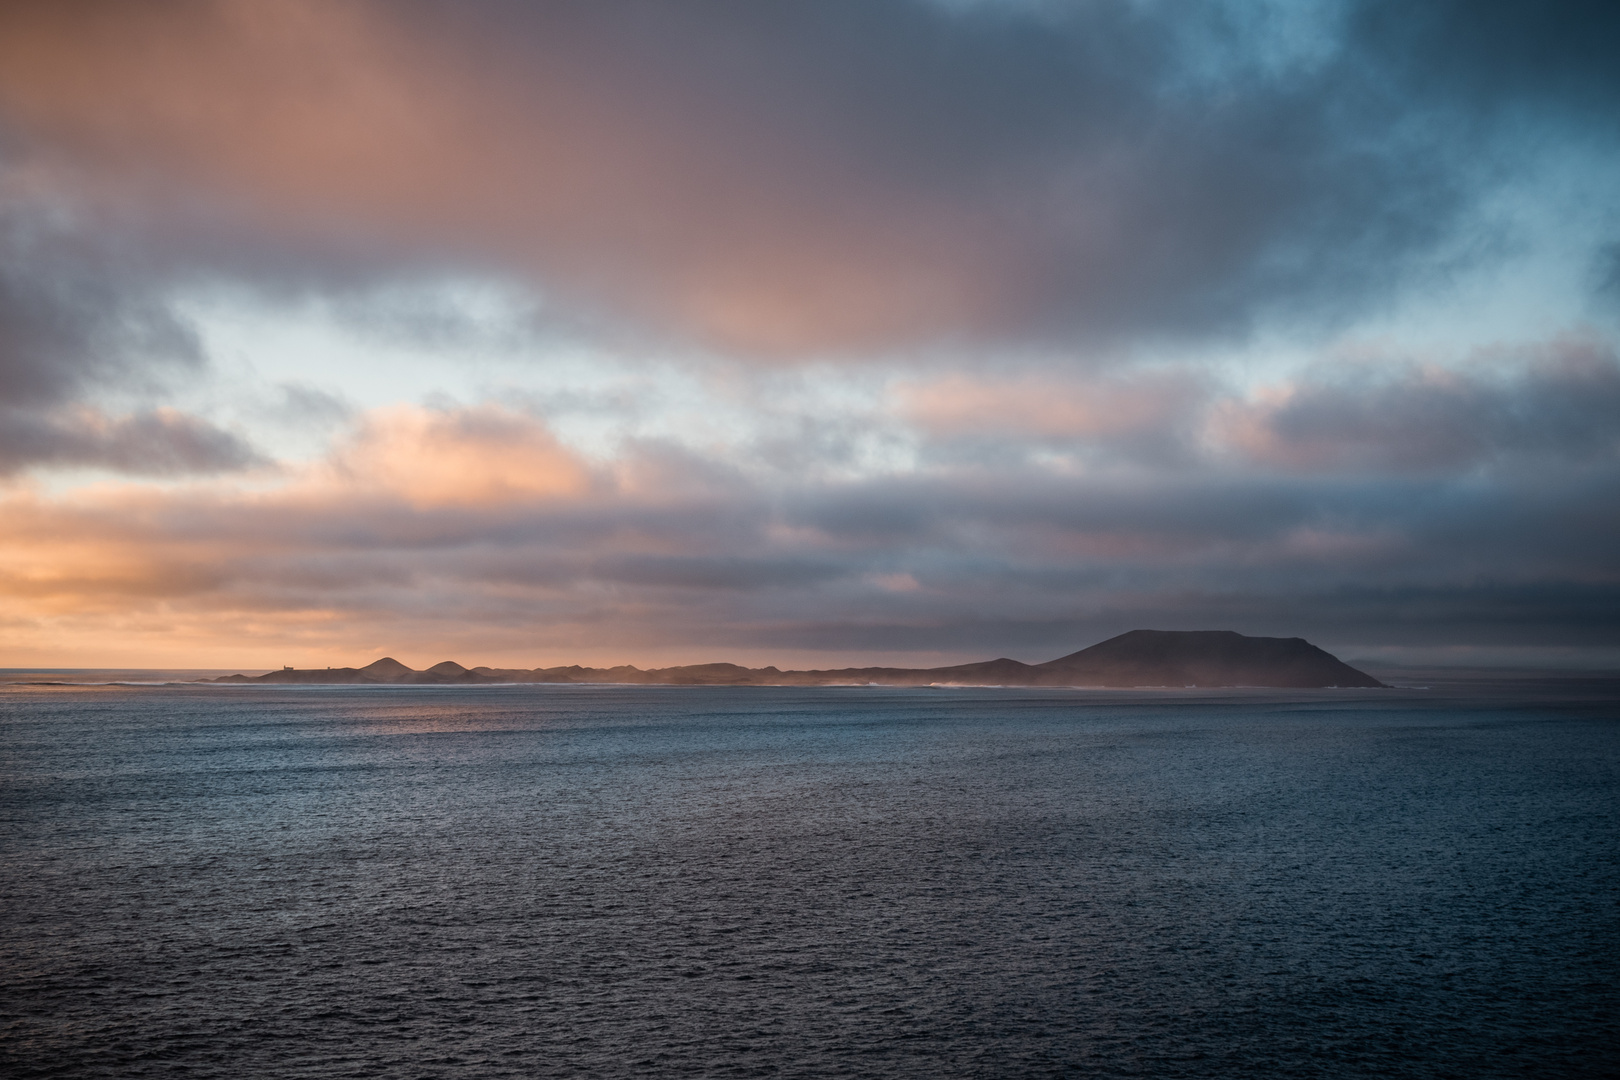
1348;0;1620;116
0;190;253;477
322;404;595;508
2;389;1615;667
0;3;1616;667
894;367;1212;465
1215;337;1620;473
0;0;1611;356
884;337;1620;478
0;0;1006;353
1596;243;1620;308
0;208;202;404
0;405;263;477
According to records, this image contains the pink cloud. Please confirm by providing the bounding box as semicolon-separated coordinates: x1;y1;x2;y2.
894;369;1209;443
0;1;1016;355
321;404;596;508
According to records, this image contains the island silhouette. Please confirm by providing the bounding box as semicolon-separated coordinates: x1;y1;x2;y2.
209;629;1385;688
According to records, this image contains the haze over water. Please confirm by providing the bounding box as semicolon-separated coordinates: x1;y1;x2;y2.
2;681;1615;1077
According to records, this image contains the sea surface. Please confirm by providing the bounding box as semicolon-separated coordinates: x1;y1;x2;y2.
1;678;1617;1078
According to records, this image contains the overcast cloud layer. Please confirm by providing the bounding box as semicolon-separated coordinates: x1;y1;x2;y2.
0;0;1616;669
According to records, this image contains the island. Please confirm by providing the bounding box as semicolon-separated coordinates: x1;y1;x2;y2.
208;629;1386;688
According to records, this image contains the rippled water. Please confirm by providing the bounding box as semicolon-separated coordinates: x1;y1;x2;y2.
2;682;1617;1077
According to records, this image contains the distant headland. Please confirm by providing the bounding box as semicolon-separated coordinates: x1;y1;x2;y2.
208;630;1386;689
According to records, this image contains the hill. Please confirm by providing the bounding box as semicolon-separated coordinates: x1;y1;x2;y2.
1027;629;1384;688
207;631;1384;688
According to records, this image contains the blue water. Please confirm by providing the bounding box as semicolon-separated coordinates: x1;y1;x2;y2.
2;682;1616;1077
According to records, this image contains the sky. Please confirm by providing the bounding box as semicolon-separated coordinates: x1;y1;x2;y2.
1;0;1618;671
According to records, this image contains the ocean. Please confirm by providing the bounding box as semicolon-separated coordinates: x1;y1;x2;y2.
2;679;1616;1077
